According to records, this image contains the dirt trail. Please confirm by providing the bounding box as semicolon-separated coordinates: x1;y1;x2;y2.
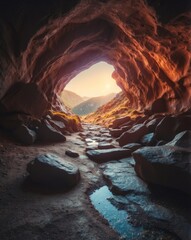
0;123;120;240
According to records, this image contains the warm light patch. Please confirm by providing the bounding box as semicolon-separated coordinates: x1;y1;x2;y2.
65;61;121;97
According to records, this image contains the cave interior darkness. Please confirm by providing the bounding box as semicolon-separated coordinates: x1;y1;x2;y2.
0;1;191;240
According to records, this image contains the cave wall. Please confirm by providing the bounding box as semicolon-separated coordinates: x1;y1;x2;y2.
0;0;191;118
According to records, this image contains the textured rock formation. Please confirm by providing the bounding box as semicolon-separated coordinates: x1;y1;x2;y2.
0;0;190;121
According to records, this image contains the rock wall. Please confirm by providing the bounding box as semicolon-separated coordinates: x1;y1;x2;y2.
0;0;190;118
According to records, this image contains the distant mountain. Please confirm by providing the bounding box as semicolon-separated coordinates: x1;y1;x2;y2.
60;90;84;108
72;93;116;116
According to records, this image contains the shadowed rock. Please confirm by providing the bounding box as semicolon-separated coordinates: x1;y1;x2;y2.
37;120;66;142
117;124;148;146
122;143;142;151
13;124;36;145
86;148;131;163
167;130;191;148
27;154;80;188
65;150;79;158
140;132;156;146
133;146;191;195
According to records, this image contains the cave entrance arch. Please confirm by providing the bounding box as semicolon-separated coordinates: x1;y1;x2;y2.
60;61;121;116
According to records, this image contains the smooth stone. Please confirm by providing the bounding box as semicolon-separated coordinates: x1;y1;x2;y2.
167;130;191;148
155;116;191;142
133;146;191;195
27;153;80;188
122;143;142;151
98;143;116;149
13;124;36;145
38;120;66;142
86;148;131;163
65;150;79;158
117;124;148;146
102;158;150;195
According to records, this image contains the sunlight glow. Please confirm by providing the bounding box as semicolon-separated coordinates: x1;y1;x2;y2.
65;61;121;97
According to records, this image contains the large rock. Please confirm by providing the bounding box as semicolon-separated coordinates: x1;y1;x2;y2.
133;146;191;195
155;116;191;142
102;158;150;195
140;132;156;146
167;130;191;148
111;116;131;129
86;148;131;163
13;124;36;145
117;124;148;146
122;143;142;151
37;120;66;142
27;154;80;188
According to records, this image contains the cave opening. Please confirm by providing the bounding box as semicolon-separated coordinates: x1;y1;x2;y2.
60;61;121;117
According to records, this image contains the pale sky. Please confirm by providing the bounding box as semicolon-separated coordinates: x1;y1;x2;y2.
65;61;121;97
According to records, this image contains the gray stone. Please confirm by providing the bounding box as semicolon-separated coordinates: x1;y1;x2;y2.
13;124;36;145
122;143;142;151
102;158;150;195
38;120;66;142
65;150;79;158
133;146;191;195
117;124;148;146
98;143;116;149
27;154;80;188
167;130;191;148
86;148;131;163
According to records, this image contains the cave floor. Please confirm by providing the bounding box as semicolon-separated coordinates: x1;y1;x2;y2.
0;123;120;240
0;123;190;240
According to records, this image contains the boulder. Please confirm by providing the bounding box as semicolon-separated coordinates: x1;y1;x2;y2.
86;148;131;163
133;146;191;195
27;154;80;188
155;116;191;142
102;158;149;195
37;120;66;142
167;130;191;148
117;124;148;146
146;117;164;132
65;150;79;158
140;132;156;146
112;116;131;128
13;124;36;145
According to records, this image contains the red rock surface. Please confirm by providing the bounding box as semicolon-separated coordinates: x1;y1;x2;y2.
0;0;190;119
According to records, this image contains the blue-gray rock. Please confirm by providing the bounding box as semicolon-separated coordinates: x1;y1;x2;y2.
86;148;131;163
27;154;80;188
133;146;191;195
167;130;191;148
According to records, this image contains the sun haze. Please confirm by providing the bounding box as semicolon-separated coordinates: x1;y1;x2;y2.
64;61;121;97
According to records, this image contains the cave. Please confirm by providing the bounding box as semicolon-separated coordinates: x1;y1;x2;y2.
0;0;191;239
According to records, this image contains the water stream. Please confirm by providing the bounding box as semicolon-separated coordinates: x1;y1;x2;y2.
90;185;142;240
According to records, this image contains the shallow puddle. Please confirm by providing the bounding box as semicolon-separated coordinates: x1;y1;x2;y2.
90;186;142;240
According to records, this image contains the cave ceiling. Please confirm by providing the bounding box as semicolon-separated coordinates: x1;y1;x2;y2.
0;0;191;113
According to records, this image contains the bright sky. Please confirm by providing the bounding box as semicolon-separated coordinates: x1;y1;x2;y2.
65;61;121;97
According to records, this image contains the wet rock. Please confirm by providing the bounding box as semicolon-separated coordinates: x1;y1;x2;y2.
13;124;36;145
27;154;80;188
86;148;131;163
102;158;150;195
37;120;66;142
117;124;148;146
98;143;116;149
133;146;191;195
167;130;191;148
140;132;156;146
122;143;142;151
155;116;191;142
65;150;79;158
